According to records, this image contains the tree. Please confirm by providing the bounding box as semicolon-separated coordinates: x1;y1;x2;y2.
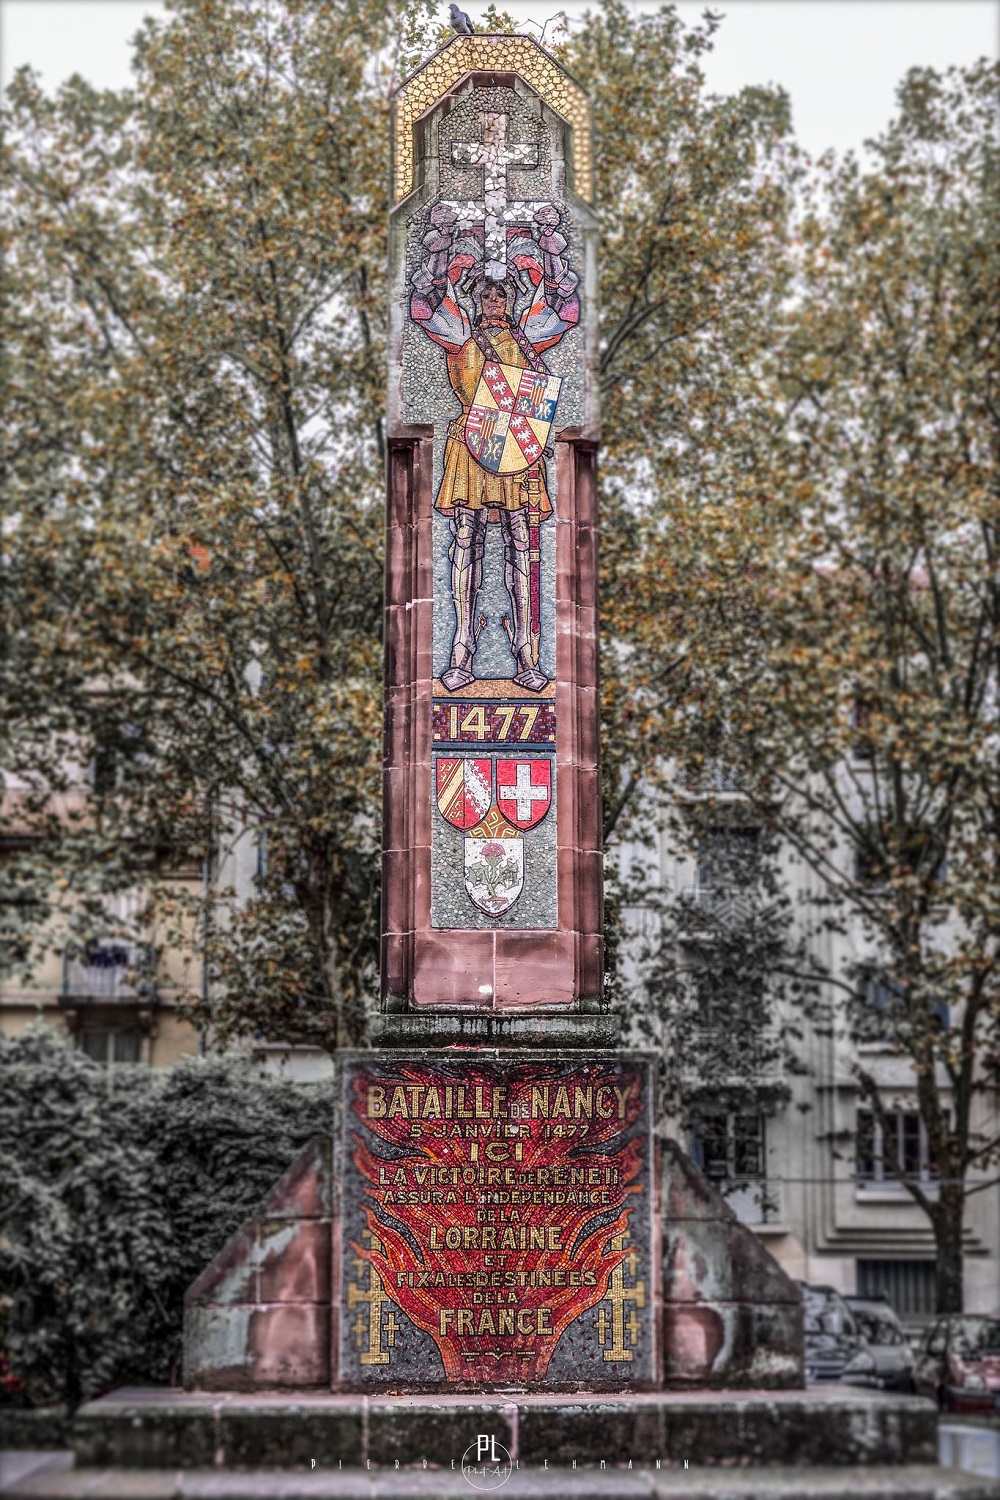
558;2;797;849
2;1;798;1048
619;807;821;1213
624;60;1000;1311
2;0;417;1047
754;60;1000;1313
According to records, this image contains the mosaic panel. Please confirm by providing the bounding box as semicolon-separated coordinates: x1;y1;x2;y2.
393;34;593;205
336;1053;656;1389
399;70;587;930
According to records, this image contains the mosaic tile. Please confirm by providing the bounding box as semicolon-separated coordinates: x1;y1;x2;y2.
336;1054;656;1389
393;35;593;205
394;44;591;932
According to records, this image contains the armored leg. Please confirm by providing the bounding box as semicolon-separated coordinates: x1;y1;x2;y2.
501;508;548;694
441;506;487;692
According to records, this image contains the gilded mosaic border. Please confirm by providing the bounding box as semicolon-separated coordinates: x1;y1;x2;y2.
393;34;593;205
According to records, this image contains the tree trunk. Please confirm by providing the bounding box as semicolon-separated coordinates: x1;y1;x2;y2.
930;1183;965;1314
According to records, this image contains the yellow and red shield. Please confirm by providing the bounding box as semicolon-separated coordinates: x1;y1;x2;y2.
465;361;562;476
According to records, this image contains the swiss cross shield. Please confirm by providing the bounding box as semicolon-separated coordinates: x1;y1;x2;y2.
465;361;562;476
435;757;492;831
496;759;552;830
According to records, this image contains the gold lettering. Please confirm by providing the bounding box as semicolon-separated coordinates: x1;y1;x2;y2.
551;1086;571;1119
366;1085;386;1117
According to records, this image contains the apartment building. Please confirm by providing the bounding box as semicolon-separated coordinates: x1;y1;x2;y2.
620;772;1000;1323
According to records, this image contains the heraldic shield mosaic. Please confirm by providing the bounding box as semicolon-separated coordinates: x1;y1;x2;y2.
337;1053;656;1390
403;76;586;929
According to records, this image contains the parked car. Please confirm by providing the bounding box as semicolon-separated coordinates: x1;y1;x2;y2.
797;1281;878;1387
913;1314;1000;1414
845;1295;915;1392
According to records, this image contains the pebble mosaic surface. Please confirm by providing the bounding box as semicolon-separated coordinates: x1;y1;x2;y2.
393;34;593;204
396;53;590;930
337;1053;656;1390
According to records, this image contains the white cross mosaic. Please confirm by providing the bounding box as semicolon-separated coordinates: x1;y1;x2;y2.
445;113;553;280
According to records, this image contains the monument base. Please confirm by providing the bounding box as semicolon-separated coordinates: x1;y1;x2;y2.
183;1044;804;1395
71;1387;938;1469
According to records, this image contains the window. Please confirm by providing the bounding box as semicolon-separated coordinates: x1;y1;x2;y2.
853;827;946;889
91;722;151;795
690;1111;765;1181
853;837;886;889
689;967;765;1031
857;1260;937;1318
855;971;949;1044
850;694;876;760
79;1028;143;1066
62;943;152;1000
856;1108;942;1187
695;827;760;893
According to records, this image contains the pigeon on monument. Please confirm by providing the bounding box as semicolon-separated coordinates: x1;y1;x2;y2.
449;4;475;34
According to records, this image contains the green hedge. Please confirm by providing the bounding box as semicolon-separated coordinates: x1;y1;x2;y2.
0;1032;333;1408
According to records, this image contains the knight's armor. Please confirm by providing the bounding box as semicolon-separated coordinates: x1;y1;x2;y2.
409;210;580;693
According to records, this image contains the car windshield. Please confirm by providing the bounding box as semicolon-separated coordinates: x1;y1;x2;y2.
951;1318;1000;1356
854;1313;904;1346
802;1296;853;1337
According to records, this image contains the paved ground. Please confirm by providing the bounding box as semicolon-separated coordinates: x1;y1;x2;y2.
1;1462;997;1499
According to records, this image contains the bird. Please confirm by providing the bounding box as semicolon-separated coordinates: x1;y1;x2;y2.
449;4;475;35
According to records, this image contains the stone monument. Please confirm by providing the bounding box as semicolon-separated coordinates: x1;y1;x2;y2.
50;38;958;1490
182;35;805;1404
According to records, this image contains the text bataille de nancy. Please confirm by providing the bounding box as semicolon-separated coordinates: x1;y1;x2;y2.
361;1077;638;1336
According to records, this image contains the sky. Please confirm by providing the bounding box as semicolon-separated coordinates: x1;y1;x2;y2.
0;0;996;161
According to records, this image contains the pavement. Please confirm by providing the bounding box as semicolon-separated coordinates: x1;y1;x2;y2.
1;1462;998;1499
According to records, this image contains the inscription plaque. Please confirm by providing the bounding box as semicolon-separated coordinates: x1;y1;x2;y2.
335;1052;656;1389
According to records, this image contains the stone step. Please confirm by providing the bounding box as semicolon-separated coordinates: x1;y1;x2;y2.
1;1462;996;1499
69;1387;938;1470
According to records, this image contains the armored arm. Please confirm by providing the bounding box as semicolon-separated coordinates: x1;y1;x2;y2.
516;207;581;354
409;205;473;353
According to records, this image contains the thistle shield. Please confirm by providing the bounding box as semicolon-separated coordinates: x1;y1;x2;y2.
465;361;562;476
464;835;524;916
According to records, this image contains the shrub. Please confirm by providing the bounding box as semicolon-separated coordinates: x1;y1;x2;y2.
0;1032;332;1407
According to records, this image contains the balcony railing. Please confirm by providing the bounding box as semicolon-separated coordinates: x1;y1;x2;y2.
61;943;155;1001
680;885;758;928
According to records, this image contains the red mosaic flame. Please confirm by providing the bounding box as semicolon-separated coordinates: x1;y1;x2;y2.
349;1061;645;1383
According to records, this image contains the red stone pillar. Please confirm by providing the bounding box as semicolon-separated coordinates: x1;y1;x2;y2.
381;36;602;1014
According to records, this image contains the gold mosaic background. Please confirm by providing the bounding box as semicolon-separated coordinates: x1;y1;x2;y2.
393;34;593;205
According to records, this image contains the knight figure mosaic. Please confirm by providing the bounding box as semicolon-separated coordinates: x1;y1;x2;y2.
391;37;595;932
